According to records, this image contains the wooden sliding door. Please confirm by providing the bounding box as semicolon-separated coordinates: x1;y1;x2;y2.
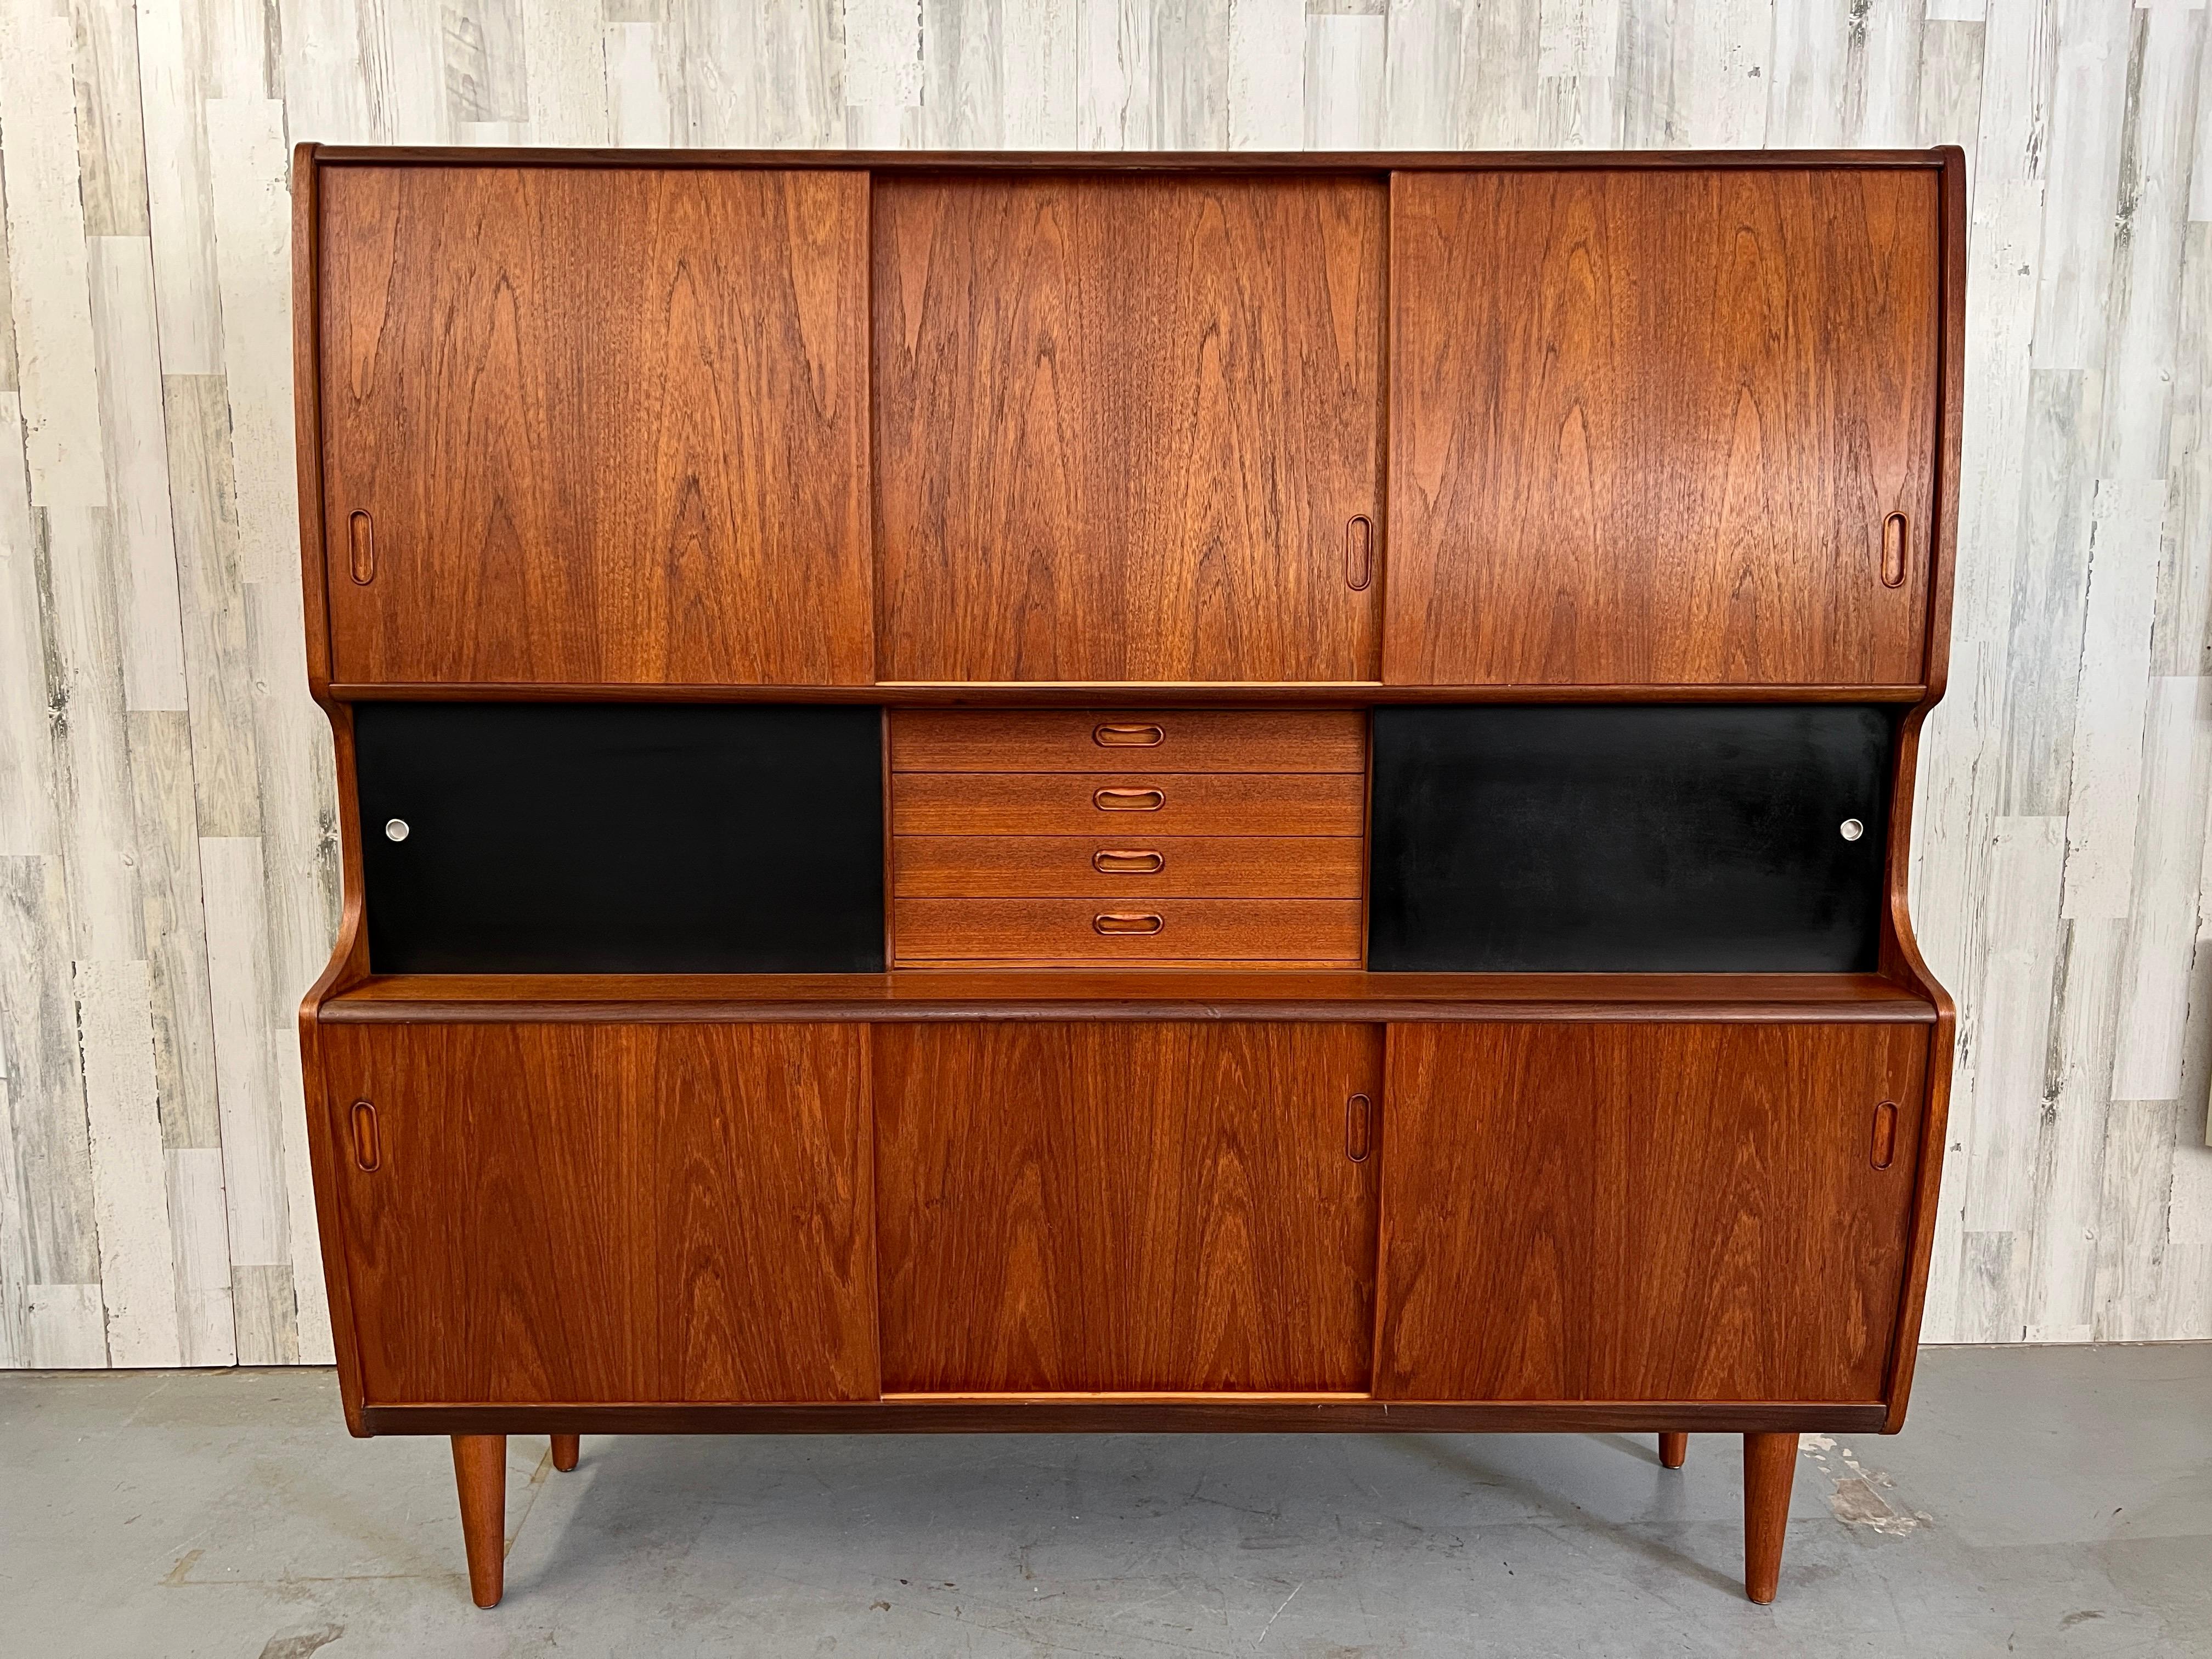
1386;166;1940;687
317;165;873;686
874;173;1388;682
322;1022;878;1403
1376;1021;1929;1402
874;1022;1384;1391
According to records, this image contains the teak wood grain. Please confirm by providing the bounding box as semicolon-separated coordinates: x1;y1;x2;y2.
320;1022;878;1403
892;835;1365;898
874;1023;1383;1391
317;165;872;685
1375;1022;1928;1402
889;709;1368;772
891;898;1364;965
1385;167;1939;686
874;174;1386;682
890;772;1367;837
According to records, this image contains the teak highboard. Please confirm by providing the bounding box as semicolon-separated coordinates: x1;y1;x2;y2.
293;144;1962;1609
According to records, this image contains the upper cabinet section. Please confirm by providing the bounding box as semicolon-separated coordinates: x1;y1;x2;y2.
300;153;1953;696
1385;166;1942;689
873;173;1388;682
315;165;873;686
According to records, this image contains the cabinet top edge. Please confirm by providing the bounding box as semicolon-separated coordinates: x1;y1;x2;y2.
324;683;1934;707
303;145;1953;173
318;970;1939;1025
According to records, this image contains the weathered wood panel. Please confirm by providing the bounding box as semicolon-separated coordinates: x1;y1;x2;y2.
2;0;2209;1365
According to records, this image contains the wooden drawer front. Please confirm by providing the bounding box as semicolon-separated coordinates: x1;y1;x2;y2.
893;772;1367;837
889;711;1371;964
895;898;1364;963
895;835;1364;899
891;709;1368;774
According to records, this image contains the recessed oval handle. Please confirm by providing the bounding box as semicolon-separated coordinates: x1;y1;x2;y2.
1093;849;1165;874
1345;515;1374;592
348;510;376;585
1881;512;1908;588
1345;1093;1372;1163
1094;723;1164;748
350;1100;381;1172
1093;912;1164;934
1870;1101;1898;1170
1094;787;1164;811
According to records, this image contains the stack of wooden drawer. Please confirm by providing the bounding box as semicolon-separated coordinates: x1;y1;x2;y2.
889;710;1368;966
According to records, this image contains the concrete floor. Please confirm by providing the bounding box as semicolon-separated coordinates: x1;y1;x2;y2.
1;1346;2205;1658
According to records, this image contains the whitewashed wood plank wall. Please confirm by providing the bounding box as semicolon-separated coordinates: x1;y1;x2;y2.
0;0;2205;1368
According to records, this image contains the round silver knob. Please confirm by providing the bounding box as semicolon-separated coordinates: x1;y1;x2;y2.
1839;818;1865;842
383;818;410;842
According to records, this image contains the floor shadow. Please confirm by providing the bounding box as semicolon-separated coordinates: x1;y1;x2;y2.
507;1431;1747;1607
1384;1434;1743;1600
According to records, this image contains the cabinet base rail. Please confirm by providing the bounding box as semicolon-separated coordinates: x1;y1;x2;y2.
444;1426;1803;1609
373;1398;1885;1435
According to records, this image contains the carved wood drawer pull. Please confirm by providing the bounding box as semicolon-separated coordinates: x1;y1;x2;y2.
1094;787;1165;811
1094;723;1165;747
1870;1101;1898;1170
1093;912;1164;934
1345;1093;1373;1163
348;511;376;584
1880;512;1908;588
1345;515;1374;591
1093;849;1165;874
351;1100;381;1172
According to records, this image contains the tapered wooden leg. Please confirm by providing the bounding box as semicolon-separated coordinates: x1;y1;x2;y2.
550;1434;580;1472
1658;1432;1688;1469
1742;1432;1798;1604
451;1434;507;1609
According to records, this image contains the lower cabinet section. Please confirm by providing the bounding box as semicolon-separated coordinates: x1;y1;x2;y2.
320;1022;878;1404
1374;1022;1928;1402
873;1022;1384;1392
317;1013;1934;1413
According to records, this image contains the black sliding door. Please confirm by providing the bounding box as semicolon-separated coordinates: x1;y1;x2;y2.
1369;705;1894;972
354;703;885;973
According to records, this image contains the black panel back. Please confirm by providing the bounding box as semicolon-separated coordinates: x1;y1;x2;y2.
355;704;885;973
1369;706;1894;973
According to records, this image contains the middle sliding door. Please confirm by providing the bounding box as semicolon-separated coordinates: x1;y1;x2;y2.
874;1023;1384;1392
873;173;1389;683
